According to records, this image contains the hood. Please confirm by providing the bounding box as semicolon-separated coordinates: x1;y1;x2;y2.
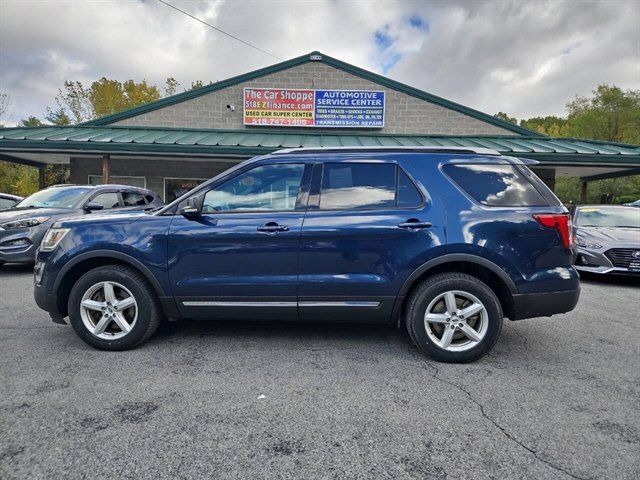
0;207;80;224
54;211;146;228
576;226;640;245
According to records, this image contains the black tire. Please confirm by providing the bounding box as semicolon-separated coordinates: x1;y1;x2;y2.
406;272;503;363
68;265;162;350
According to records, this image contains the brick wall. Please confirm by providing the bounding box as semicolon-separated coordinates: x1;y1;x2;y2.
114;62;514;136
70;157;238;200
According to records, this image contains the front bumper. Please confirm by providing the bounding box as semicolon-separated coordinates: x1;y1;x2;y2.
574;245;640;276
0;227;44;264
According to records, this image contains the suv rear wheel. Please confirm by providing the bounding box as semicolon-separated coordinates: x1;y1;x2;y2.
68;265;161;350
406;272;503;363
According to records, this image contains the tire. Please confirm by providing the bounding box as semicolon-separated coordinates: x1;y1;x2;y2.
406;272;503;363
68;265;162;350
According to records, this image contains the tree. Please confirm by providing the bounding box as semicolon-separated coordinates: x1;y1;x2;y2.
165;77;180;97
45;107;71;125
19;116;44;127
520;116;569;136
494;112;517;125
564;85;640;144
54;81;92;123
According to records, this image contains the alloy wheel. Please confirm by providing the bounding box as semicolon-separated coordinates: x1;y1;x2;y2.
79;281;138;340
423;290;488;352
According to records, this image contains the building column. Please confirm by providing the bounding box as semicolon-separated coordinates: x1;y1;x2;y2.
102;154;111;184
38;166;46;190
580;181;588;204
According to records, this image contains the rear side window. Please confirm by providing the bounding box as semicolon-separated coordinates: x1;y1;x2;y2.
397;169;423;208
122;192;146;206
442;164;549;207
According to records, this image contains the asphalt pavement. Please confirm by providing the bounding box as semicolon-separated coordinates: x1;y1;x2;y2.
1;264;639;479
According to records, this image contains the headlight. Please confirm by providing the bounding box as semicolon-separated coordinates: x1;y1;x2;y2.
0;216;49;230
40;228;70;252
575;237;602;249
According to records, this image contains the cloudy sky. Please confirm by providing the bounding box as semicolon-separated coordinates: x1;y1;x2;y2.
0;0;638;125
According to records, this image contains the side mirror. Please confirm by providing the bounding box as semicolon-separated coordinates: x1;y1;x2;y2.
180;197;201;218
84;202;104;212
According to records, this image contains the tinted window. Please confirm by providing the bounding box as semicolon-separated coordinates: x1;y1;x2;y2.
122;192;146;207
320;163;396;210
92;192;120;209
15;187;91;209
203;164;304;213
144;194;156;204
443;164;547;207
397;169;422;208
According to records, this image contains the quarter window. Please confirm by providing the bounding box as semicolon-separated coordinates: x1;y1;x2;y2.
443;164;548;207
319;163;396;210
397;169;423;208
202;164;305;213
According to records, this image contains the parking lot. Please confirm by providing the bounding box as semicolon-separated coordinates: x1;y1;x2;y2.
0;265;638;479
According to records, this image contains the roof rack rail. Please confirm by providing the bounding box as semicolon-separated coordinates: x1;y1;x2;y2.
271;146;501;156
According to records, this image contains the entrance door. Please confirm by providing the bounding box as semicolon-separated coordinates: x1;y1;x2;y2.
168;162;311;320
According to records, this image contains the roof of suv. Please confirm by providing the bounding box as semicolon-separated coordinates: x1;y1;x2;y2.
46;184;154;193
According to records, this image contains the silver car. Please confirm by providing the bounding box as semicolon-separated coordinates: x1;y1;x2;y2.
573;205;640;275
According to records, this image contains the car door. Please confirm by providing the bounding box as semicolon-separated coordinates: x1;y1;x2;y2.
87;190;122;211
298;159;444;323
168;161;312;320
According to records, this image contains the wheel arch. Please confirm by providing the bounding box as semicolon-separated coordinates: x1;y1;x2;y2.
53;250;169;318
392;254;519;326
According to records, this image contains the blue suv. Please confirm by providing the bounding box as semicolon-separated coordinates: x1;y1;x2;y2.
34;147;580;362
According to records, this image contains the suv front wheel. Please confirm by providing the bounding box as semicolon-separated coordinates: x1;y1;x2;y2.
406;272;503;363
68;265;162;350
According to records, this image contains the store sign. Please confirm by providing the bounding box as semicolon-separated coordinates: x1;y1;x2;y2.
243;88;385;128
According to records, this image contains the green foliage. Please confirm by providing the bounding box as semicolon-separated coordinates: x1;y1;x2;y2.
520;116;569;136
19;116;44;127
0;161;70;197
45;107;71;125
554;175;640;205
164;77;180;97
494;112;517;124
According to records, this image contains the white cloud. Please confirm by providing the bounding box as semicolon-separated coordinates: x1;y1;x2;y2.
0;0;638;125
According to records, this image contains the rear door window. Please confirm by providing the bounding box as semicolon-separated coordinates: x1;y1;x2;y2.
442;164;549;207
319;163;396;210
91;192;121;209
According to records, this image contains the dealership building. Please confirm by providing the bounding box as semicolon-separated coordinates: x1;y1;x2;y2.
0;51;639;202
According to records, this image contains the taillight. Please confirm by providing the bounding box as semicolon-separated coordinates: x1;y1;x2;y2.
533;213;573;249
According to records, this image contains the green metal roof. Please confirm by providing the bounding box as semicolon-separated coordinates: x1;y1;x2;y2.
1;126;639;166
80;51;539;137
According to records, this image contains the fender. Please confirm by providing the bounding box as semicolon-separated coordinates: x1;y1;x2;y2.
54;249;168;298
391;253;519;326
398;253;518;297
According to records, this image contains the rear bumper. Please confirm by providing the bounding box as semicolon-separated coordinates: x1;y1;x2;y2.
510;287;580;320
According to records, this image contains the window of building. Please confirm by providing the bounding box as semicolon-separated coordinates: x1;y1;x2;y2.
91;192;121;209
164;178;207;203
319;163;396;210
442;164;548;207
202;164;304;213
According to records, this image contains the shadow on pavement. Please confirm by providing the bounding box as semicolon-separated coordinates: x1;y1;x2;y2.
0;263;34;276
578;271;640;287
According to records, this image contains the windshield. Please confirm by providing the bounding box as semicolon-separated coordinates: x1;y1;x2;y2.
15;187;91;209
576;206;640;228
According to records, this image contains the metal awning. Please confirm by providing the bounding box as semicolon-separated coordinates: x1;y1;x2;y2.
1;126;639;171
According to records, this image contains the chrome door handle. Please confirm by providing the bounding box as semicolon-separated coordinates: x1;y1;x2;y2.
398;221;432;229
257;223;289;233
